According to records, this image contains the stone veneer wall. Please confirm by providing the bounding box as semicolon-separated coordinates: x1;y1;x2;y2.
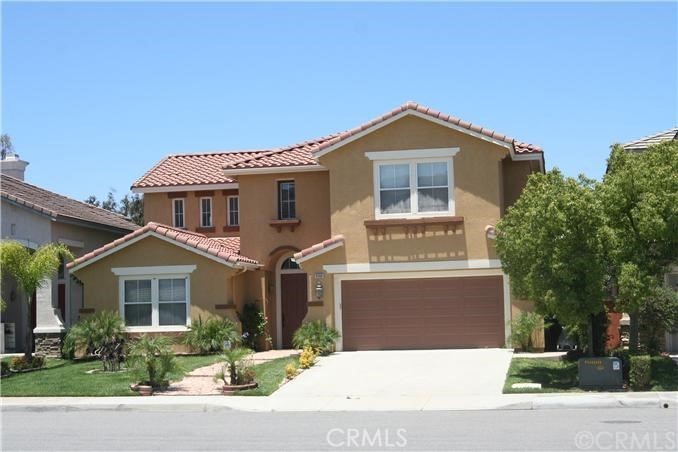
34;332;63;358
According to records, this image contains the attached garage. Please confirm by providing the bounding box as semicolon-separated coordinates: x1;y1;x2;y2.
341;275;506;351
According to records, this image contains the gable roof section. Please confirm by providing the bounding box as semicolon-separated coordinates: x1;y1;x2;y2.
1;175;138;232
132;101;544;188
67;222;259;272
311;102;544;165
294;235;345;264
622;127;678;151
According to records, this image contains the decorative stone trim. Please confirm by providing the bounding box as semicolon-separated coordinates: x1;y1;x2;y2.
34;332;64;358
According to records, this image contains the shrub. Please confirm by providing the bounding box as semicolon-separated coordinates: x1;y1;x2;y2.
63;311;125;371
1;361;9;376
292;320;340;355
285;363;298;380
182;316;239;354
10;355;45;371
609;348;632;382
215;347;255;385
299;346;316;369
509;312;543;352
238;303;271;351
630;355;652;390
127;335;179;388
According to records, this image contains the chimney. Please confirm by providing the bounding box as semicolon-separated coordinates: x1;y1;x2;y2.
0;153;29;181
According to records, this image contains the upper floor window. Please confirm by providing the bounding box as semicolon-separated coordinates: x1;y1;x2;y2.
172;199;185;228
372;154;455;219
200;197;212;227
227;196;239;226
278;181;296;220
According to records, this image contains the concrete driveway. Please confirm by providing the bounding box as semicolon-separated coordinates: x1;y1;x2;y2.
273;349;513;399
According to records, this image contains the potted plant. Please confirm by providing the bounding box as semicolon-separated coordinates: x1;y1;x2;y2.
214;347;257;395
127;335;179;396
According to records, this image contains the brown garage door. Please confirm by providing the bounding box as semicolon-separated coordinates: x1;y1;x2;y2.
341;276;505;351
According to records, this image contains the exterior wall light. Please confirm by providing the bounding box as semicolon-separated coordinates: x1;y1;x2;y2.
485;225;497;240
315;280;324;300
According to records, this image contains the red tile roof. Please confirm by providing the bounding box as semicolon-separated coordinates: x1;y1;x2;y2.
132;151;266;189
294;235;345;261
223;134;340;171
1;175;138;231
67;222;258;270
133;102;542;188
311;101;543;156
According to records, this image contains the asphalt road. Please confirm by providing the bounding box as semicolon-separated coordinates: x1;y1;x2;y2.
1;408;676;451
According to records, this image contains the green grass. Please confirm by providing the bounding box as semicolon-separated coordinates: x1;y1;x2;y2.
503;358;581;393
238;356;298;396
0;355;221;397
503;356;678;393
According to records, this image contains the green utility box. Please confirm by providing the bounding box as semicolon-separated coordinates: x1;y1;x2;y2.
578;357;624;390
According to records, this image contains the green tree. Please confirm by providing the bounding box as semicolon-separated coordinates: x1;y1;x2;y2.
496;170;608;355
1;134;14;160
0;241;74;360
600;141;678;351
84;190;144;226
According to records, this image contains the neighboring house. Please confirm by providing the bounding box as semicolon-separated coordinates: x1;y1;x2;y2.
0;154;138;355
622;127;677;152
69;102;545;351
622;128;678;353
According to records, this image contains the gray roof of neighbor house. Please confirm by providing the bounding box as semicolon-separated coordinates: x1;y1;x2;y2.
622;127;678;151
0;175;139;232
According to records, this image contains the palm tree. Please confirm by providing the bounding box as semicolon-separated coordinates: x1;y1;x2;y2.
0;241;73;360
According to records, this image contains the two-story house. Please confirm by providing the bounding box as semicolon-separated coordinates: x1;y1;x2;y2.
68;102;545;351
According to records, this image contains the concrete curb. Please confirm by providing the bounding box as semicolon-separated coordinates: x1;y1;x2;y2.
1;392;675;413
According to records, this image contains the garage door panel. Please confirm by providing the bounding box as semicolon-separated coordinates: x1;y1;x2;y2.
341;276;504;350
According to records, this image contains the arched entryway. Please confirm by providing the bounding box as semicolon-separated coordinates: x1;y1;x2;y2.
276;255;308;349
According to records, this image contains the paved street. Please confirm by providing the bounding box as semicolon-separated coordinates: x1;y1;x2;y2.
274;349;514;399
2;408;675;451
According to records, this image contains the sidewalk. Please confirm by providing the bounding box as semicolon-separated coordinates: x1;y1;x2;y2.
2;391;675;413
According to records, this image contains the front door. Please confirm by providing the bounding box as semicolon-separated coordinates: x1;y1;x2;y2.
281;273;308;348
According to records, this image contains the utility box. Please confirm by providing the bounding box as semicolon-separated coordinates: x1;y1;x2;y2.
578;357;624;390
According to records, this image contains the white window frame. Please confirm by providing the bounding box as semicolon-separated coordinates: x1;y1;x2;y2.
172;198;185;229
200;197;213;227
372;157;455;219
118;273;191;332
278;180;296;220
227;195;239;226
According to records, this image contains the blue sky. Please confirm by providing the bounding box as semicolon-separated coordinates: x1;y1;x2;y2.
3;2;676;201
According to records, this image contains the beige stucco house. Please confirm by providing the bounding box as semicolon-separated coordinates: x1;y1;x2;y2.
69;102;545;351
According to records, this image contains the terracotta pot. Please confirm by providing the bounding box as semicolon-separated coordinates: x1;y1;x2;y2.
137;385;153;396
222;382;258;395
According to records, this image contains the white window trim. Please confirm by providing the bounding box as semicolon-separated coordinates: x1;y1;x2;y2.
227;195;239;227
200;197;213;227
172;198;185;229
118;273;191;331
112;265;197;276
365;147;459;161
373;156;455;220
278;180;296;220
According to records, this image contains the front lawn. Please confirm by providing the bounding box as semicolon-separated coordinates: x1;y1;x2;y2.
503;356;678;393
0;355;221;397
503;358;580;393
238;356;298;396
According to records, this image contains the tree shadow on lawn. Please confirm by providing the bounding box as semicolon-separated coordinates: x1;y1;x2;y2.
511;364;579;390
